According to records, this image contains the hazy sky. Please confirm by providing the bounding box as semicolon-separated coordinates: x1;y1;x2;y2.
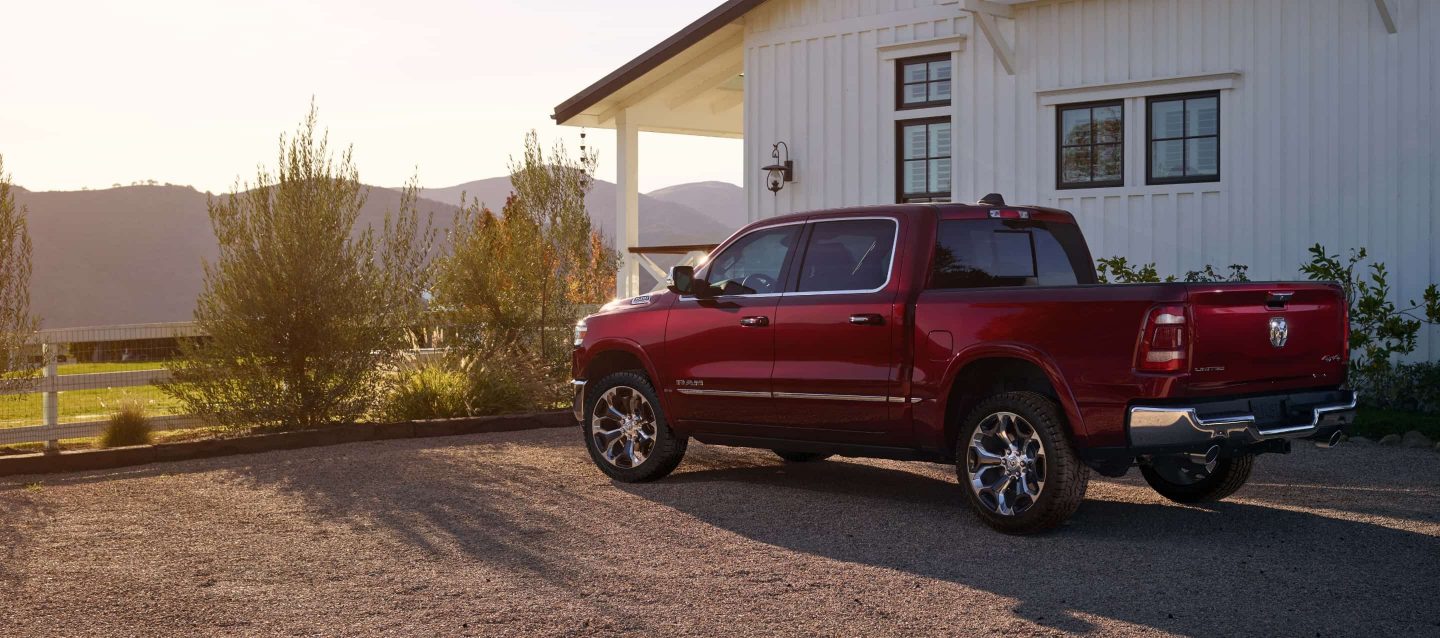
0;0;742;193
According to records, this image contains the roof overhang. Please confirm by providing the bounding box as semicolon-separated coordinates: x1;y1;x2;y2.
551;0;766;138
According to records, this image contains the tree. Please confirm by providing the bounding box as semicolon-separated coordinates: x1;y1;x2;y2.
164;106;434;430
431;132;616;406
0;156;39;392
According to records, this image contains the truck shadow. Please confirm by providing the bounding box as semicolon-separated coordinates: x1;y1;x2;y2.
622;454;1440;636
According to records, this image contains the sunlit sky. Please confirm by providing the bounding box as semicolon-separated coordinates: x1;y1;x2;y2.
0;0;742;193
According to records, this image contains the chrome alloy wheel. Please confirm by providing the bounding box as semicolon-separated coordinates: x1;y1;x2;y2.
966;411;1047;516
591;386;657;469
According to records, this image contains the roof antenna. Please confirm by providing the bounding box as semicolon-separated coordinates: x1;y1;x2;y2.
977;193;1006;206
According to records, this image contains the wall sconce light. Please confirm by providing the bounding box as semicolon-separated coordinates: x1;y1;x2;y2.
762;141;794;194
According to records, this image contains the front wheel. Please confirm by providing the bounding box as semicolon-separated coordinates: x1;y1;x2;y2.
583;371;687;483
956;391;1088;535
1140;454;1254;503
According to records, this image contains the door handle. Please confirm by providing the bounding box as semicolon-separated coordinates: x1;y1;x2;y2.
849;313;885;326
739;316;769;327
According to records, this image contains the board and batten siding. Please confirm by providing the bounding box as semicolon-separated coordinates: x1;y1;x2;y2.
743;0;1439;360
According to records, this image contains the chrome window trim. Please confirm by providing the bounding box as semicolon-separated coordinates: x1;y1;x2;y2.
790;216;901;296
676;388;772;398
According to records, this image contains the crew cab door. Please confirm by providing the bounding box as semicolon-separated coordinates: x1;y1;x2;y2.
663;222;802;429
770;216;906;443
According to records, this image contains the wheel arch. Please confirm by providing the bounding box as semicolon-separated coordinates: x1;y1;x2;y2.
581;338;671;415
939;346;1086;455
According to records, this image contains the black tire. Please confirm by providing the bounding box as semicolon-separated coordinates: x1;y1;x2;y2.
955;391;1089;535
772;450;833;463
1140;454;1254;503
582;371;687;483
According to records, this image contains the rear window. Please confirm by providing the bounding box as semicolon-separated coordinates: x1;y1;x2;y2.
929;219;1096;289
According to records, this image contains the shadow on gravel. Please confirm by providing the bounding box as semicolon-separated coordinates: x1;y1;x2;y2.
0;492;50;588
624;458;1440;637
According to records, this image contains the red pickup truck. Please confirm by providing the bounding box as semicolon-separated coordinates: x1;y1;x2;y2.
571;197;1356;534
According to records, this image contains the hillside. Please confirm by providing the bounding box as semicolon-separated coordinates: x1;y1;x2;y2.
17;178;746;328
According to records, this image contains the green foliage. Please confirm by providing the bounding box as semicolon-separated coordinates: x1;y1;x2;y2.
100;401;152;448
0;156;40;394
431;131;617;408
1351;406;1440;441
1351;361;1440;415
1096;257;1250;284
1095;257;1171;283
380;359;471;421
1300;244;1440;374
164;105;435;431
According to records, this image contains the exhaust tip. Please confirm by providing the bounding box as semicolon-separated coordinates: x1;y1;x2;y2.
1327;430;1344;447
1204;445;1220;467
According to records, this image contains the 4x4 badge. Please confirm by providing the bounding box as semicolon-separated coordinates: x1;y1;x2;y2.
1269;317;1289;348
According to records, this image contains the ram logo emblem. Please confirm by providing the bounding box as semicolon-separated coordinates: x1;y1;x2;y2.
1269;317;1289;349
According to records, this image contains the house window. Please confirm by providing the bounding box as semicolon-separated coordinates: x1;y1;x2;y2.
1056;101;1123;189
1147;92;1219;184
897;55;952;109
898;118;952;203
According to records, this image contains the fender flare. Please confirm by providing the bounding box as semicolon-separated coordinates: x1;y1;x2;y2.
580;337;674;416
938;342;1088;440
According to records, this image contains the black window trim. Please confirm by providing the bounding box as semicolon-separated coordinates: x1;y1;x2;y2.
895;53;953;111
1145;90;1221;185
895;116;953;204
1055;99;1125;190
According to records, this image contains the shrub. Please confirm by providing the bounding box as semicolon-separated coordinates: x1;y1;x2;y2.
1300;244;1440;375
100;401;152;448
380;359;471;422
1095;257;1249;284
0;156;40;394
1351;361;1440;414
164;105;434;431
467;351;562;416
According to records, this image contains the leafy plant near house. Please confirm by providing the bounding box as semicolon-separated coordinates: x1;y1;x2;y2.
430;131;616;411
164;105;435;431
0;156;40;394
380;359;472;422
1300;243;1440;389
1095;257;1249;284
99;400;152;448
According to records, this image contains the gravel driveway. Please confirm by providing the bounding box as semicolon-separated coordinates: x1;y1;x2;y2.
2;426;1437;637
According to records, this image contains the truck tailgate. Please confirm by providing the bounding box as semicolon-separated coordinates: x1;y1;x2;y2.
1186;283;1347;392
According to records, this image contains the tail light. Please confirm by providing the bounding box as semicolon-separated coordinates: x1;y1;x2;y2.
1137;304;1188;373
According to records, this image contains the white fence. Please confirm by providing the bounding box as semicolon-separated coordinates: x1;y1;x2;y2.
0;323;202;449
0;322;446;450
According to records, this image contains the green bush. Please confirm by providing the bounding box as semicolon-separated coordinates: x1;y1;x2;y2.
380;360;471;422
1095;257;1249;284
1350;361;1440;415
100;401;152;448
1300;244;1440;375
468;352;562;416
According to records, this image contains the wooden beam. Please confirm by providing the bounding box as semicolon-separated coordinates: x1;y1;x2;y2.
710;89;744;114
961;0;1012;20
970;9;1016;75
666;59;744;110
598;30;744;124
1373;0;1397;34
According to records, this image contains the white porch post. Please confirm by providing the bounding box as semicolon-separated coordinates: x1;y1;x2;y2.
614;111;641;297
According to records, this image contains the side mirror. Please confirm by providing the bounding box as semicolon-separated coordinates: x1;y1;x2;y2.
667;266;695;295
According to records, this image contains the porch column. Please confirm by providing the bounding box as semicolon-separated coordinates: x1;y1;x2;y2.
614;110;641;297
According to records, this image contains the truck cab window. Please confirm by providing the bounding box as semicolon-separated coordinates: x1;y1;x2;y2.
796;219;897;293
701;225;799;296
930;219;1096;289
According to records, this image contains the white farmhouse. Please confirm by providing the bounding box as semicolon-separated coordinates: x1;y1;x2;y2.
554;0;1439;359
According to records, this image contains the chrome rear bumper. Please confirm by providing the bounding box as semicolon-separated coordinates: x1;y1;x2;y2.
1128;390;1357;453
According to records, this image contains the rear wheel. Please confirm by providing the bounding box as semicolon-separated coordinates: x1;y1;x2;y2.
772;450;832;463
956;391;1088;535
1141;453;1254;503
583;371;687;483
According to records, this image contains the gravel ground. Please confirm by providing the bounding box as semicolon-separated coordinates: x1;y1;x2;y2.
1;427;1437;637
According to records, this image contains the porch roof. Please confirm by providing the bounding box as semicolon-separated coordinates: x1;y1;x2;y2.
550;0;762;138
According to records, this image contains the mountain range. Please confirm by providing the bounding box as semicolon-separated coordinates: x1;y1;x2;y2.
14;179;745;328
